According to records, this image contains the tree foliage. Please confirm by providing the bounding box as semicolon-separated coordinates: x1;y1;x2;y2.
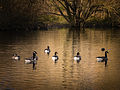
46;0;104;28
46;0;120;28
0;0;50;30
103;0;120;27
0;0;120;30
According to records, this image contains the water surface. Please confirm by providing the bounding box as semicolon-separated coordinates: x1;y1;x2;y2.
0;28;120;90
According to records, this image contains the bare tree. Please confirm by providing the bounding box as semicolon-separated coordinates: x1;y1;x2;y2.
47;0;104;28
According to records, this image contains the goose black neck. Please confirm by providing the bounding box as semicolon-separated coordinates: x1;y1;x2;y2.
77;52;79;56
105;51;108;57
47;46;49;49
33;53;36;59
55;52;57;55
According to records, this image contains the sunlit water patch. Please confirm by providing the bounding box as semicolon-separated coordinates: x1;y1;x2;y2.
0;28;120;90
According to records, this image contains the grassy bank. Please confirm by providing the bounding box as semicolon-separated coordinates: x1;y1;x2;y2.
85;17;120;28
0;15;119;30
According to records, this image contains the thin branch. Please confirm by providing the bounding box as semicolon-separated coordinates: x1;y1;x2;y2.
52;0;70;23
56;0;67;10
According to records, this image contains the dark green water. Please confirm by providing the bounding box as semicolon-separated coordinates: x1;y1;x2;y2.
0;28;120;90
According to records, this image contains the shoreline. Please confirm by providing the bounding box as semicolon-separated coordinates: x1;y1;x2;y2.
0;23;119;31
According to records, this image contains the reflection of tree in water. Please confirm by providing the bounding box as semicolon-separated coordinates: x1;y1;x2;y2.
61;28;87;89
65;29;86;56
0;30;40;69
61;28;118;89
62;28;120;89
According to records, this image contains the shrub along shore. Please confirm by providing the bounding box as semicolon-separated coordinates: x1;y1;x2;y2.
0;0;120;30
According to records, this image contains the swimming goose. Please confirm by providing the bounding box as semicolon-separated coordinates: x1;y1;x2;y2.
25;51;38;64
96;51;109;62
12;54;20;60
52;52;58;62
74;52;81;61
44;46;50;54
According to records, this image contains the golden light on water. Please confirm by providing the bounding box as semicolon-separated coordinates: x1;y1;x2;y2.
0;28;120;89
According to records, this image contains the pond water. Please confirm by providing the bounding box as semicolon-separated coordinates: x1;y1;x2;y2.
0;28;120;90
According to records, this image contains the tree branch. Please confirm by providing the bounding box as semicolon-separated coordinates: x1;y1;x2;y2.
52;0;70;23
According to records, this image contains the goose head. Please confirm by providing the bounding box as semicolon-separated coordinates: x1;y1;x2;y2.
101;48;105;51
33;51;37;54
77;52;80;56
33;51;37;57
47;46;50;49
55;52;58;55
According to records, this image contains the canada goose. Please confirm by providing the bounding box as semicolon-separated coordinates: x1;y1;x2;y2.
52;52;58;62
74;52;81;61
44;46;50;54
25;51;38;64
96;51;109;62
12;54;20;60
